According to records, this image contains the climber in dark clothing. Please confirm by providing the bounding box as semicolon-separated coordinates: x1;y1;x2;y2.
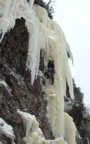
44;59;55;84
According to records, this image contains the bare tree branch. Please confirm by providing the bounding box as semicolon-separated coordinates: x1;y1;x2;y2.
46;0;52;7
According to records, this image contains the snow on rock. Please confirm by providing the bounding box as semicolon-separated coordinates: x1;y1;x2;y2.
0;79;8;88
0;79;11;94
17;110;67;144
0;117;15;144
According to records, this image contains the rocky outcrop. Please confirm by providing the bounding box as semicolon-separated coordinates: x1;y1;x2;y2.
0;18;53;144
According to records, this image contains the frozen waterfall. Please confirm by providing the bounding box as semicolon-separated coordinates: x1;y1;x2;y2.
0;0;76;144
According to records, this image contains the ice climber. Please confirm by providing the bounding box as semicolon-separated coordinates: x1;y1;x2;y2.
44;58;55;84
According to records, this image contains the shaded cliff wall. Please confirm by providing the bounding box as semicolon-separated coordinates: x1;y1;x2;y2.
0;18;53;144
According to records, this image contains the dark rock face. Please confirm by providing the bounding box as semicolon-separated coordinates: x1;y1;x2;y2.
0;19;53;144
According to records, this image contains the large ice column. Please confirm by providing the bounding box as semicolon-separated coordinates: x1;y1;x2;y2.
43;19;74;138
45;41;65;138
17;110;67;144
46;90;65;138
33;5;65;136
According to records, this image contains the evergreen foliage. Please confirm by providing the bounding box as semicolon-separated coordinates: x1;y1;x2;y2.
73;81;84;104
66;80;90;144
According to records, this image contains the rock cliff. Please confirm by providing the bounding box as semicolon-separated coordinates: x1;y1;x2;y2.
0;18;53;144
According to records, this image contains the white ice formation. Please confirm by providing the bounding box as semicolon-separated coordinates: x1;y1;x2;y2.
0;117;15;144
0;0;76;144
17;110;68;144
